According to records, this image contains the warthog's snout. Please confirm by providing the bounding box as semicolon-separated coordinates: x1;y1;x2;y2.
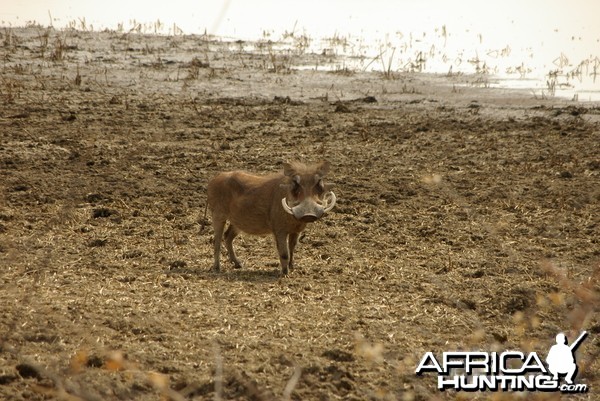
281;192;336;222
301;214;319;223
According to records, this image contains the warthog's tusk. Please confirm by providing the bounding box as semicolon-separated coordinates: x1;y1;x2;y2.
323;192;336;213
281;197;294;215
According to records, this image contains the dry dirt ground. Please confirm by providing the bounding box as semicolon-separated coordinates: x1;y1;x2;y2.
1;27;599;401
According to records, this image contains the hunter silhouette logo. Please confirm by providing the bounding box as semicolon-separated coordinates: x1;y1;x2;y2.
546;331;587;385
416;331;589;393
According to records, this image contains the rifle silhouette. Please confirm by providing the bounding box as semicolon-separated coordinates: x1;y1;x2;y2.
569;331;587;352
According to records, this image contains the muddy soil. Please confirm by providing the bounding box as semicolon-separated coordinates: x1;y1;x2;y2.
1;27;599;401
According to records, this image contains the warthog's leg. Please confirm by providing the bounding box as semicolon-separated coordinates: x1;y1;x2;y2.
211;216;226;271
274;231;290;275
288;233;299;271
224;225;242;268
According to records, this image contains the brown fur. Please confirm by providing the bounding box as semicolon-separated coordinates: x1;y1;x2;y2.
207;161;333;275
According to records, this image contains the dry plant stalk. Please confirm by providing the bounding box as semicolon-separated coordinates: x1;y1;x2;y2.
541;260;600;377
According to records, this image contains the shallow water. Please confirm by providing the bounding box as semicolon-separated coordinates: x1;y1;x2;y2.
2;0;599;100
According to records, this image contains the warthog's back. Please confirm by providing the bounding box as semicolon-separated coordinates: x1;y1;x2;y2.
207;171;284;235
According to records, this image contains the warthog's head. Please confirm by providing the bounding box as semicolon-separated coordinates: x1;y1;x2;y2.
281;161;336;223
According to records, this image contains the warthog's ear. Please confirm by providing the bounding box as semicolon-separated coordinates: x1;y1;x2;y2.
283;162;295;177
317;160;330;176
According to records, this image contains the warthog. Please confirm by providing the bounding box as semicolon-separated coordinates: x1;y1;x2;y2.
207;161;336;275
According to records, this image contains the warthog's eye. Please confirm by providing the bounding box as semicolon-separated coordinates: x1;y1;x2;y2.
291;176;301;196
315;179;324;195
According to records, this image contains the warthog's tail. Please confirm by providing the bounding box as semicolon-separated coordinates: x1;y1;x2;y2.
200;200;209;232
185;167;210;233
